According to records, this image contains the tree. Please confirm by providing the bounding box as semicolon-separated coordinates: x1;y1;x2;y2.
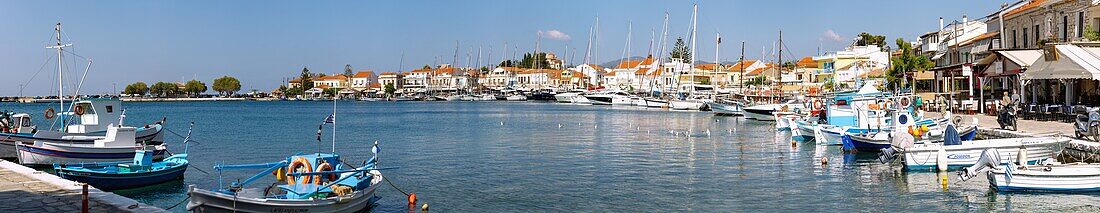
213;76;242;97
855;32;887;48
184;80;207;97
300;67;314;91
276;85;288;96
123;82;149;96
516;52;550;69
150;82;179;97
669;37;691;62
888;38;935;90
384;83;396;97
344;64;354;77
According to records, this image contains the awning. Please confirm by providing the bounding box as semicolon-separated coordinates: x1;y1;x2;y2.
930;52;946;60
999;50;1042;67
1022;45;1100;80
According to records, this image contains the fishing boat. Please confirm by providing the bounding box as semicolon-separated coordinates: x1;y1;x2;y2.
0;98;165;145
506;94;527;101
53;123;193;190
188;100;386;212
54;148;187;190
882;126;1068;171
707;100;744;116
743;100;802;121
17;125;168;166
553;92;579;103
669;98;707;110
0;112;34;158
642;98;664;108
959;149;1100;192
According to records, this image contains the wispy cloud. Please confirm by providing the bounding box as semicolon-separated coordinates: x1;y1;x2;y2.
538;30;571;41
821;29;843;42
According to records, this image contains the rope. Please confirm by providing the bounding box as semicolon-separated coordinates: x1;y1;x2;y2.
165;128;202;145
383;175;411;197
165;194;191;210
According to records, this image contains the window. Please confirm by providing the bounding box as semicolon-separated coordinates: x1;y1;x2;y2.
1063;16;1069;41
1013;30;1018;48
105;106;113;113
1080;12;1086;38
1023;28;1029;48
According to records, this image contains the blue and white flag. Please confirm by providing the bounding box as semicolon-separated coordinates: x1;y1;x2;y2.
1004;163;1014;184
323;113;335;124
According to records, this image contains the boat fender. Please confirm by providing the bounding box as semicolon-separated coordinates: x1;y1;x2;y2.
821;156;828;165
1018;148;1028;166
422;203;429;212
273;167;287;182
936;146;948;172
314;162;337;184
44;108;56;119
287;157;313;185
74;105;85;116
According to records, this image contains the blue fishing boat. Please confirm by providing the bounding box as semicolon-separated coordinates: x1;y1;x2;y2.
54;150;188;190
52;123;193;190
188;101;387;212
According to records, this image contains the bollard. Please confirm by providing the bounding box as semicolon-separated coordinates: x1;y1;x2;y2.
82;183;89;213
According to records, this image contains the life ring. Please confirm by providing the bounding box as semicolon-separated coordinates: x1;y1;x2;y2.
900;96;912;109
286;157;313;185
313;162;337;185
884;99;895;110
812;99;824;110
74;105;85;116
44;108;56;119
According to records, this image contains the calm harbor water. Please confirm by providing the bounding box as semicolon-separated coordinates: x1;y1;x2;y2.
3;101;1100;212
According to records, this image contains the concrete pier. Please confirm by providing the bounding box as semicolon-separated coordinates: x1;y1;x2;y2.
931;112;1100;163
0;160;166;212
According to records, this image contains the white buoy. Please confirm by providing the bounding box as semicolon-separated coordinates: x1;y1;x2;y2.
558;124;563;128
715;119;719;123
500;121;504;126
1018;147;1028;166
706;129;711;136
936;146;948;172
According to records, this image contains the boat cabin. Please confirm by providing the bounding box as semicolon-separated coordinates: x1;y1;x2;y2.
66;98;123;134
2;113;36;134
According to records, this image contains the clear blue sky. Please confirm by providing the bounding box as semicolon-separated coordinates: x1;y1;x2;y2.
1;0;998;96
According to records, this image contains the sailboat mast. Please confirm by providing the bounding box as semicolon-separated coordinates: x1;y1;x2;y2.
777;30;782;102
331;97;336;153
56;23;64;120
689;4;697;94
739;41;745;91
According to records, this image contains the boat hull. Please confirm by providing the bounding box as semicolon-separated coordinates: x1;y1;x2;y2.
585;95;614;105
846;126;978;152
708;102;742;115
903;137;1068;171
187;178;380;213
644;98;668;108
669;100;705;110
55;162;187;190
988;164;1100;192
743;108;775;121
0;123;164;145
16;142;167;166
814;126;846;145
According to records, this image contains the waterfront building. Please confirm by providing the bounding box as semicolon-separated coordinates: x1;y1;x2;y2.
403;68;432;93
484;67;520;90
812;45;890;90
350;71;377;90
314;75;349;89
515;69;556;90
378;72;404;93
572;64;607;86
726;60;765;88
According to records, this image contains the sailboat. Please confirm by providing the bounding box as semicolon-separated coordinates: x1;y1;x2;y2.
6;23;167;164
667;4;708;111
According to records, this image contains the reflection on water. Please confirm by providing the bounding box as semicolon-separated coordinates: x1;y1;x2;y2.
2;101;1099;212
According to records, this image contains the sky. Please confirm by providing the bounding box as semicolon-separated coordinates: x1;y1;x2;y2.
0;0;1000;96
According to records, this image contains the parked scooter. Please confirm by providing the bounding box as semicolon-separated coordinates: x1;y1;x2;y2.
1074;107;1100;141
997;104;1017;131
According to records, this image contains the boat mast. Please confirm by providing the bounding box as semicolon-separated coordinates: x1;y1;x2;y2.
331;97;336;153
739;41;745;92
777;30;782;103
688;4;697;96
47;23;72;131
714;32;719;98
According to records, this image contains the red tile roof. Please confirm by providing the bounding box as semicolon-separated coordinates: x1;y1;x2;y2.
1004;0;1046;18
353;71;375;78
727;60;758;72
796;57;817;68
694;63;722;70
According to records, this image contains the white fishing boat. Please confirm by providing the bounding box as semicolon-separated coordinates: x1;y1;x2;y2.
630;96;648;107
959;149;1100;192
644;97;668;108
708;100;743;116
505;94;527;101
669;99;706;110
572;94;592;104
17;125;167;165
743;104;781;121
554;92;579;103
892;127;1068;171
773;111;800;131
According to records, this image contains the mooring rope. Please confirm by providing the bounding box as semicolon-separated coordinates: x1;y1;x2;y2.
165;194;191;210
384;174;411;197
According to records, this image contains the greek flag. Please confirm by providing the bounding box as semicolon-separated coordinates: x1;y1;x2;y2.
323;113;335;124
1004;163;1014;184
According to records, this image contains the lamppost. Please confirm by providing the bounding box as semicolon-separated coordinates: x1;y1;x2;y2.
18;84;24;97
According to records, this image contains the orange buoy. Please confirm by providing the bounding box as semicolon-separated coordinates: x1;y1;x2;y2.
408;193;417;206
